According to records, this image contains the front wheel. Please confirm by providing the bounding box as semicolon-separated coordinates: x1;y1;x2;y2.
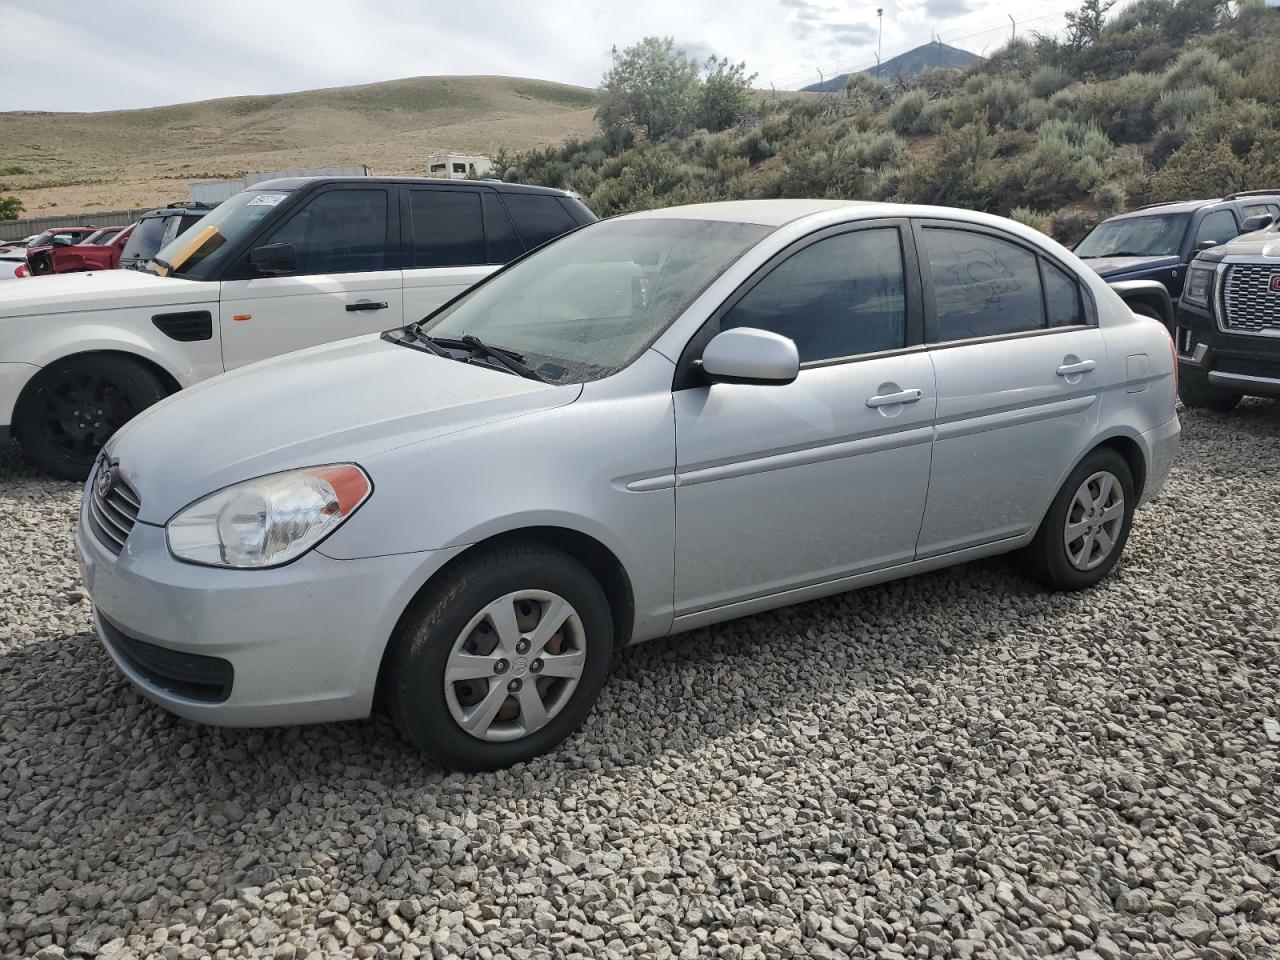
14;355;170;480
1023;448;1135;591
386;542;613;770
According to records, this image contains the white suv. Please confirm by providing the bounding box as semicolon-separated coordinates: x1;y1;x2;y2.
0;177;595;477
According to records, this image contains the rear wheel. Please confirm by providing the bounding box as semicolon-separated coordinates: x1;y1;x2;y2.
386;542;613;770
1023;447;1135;591
14;355;169;480
1178;377;1241;412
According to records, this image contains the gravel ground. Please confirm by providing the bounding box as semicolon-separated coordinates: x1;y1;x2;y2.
1;404;1278;960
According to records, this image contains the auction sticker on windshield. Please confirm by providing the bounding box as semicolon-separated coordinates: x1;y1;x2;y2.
247;194;287;207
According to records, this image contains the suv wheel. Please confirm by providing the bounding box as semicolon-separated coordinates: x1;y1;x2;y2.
1023;447;1135;591
386;542;613;770
14;355;169;480
1178;377;1241;412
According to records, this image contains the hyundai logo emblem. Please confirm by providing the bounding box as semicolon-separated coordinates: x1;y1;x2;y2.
96;465;114;499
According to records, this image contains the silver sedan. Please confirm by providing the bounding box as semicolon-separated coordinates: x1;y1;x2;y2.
75;200;1180;769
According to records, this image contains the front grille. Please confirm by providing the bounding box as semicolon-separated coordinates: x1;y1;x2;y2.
88;461;141;555
1221;264;1280;334
99;614;233;703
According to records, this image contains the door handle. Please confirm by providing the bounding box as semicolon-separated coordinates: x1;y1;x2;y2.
866;388;923;408
346;300;389;312
1056;359;1097;376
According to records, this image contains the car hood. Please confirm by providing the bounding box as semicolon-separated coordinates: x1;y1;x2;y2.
0;268;213;317
1212;233;1280;259
1081;254;1181;277
109;335;582;524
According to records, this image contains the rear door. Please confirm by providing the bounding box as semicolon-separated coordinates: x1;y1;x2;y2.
218;185;403;370
401;187;515;323
912;220;1105;557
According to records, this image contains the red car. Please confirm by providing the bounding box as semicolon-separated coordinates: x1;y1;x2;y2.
24;224;134;276
18;226;100;277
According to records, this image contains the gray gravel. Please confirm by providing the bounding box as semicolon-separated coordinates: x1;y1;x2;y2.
2;404;1279;960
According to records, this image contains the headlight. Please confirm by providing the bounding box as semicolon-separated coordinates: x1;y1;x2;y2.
1183;265;1215;307
167;464;371;568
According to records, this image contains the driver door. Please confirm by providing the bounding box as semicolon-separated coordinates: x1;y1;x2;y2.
219;185;403;370
673;223;936;616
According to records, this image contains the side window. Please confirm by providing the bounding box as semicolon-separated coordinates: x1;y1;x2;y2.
1195;210;1238;248
1041;259;1084;327
483;193;524;264
924;228;1045;341
721;228;907;363
263;189;388;275
503;194;579;249
408;190;484;268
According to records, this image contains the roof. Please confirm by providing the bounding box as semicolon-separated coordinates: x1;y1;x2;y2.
622;199;882;227
247;176;576;198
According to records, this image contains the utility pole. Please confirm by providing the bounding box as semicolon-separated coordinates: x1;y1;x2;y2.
1008;14;1016;40
877;8;884;64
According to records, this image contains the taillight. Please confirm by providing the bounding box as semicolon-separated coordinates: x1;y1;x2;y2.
14;263;27;278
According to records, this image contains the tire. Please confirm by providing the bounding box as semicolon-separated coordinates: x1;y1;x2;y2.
386;541;614;771
1023;447;1136;592
1178;377;1242;412
14;355;169;480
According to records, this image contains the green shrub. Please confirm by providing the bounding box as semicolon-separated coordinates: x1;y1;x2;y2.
1030;65;1070;99
1054;72;1163;143
843;74;892;109
916;69;963;98
915;98;954;134
889;91;927;135
896;121;1000;210
1161;47;1240;95
1153;84;1218;133
737;128;776;163
976;76;1033;131
1017;118;1113;208
0;195;23;221
1102;145;1151;202
867;165;903;201
1051;209;1095;246
0;165;28;177
1009;207;1053;235
845;130;907;168
1147;131;1244;202
778;131;867;199
1093;181;1126;217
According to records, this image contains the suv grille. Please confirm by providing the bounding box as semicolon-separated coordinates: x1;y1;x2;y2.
88;461;141;555
1221;264;1280;334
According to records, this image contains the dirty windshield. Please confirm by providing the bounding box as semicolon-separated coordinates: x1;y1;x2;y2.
1074;213;1190;258
152;189;292;278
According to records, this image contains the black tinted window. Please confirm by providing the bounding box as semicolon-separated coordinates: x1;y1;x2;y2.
503;194;578;249
409;190;484;267
1042;259;1084;327
120;217;169;262
925;228;1044;340
1195;210;1238;248
265;189;388;274
483;193;524;263
722;228;907;362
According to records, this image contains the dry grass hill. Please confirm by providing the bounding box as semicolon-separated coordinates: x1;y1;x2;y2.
0;76;600;216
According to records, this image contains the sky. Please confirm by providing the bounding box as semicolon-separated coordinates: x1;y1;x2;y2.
2;0;1125;113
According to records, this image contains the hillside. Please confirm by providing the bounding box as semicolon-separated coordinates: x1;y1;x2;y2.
0;76;599;215
802;42;979;93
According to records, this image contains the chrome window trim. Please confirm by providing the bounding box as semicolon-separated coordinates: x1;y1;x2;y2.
922;323;1094;352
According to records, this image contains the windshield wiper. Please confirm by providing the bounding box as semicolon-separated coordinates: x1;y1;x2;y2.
457;335;546;382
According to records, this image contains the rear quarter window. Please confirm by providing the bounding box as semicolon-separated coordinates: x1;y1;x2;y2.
502;194;580;249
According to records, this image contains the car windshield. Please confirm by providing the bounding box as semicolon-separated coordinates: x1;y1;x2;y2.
416;217;772;383
153;190;291;277
1075;213;1190;258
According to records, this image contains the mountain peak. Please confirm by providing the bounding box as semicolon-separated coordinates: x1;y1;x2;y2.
802;41;979;92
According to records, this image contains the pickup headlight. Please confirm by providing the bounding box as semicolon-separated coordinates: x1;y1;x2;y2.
1183;265;1215;308
167;464;371;568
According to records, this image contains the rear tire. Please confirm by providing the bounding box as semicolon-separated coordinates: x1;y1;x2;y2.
1178;377;1241;412
14;355;169;480
1023;447;1135;592
386;542;613;770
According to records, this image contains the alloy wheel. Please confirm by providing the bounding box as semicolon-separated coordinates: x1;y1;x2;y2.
443;590;587;743
1064;470;1125;571
34;371;139;461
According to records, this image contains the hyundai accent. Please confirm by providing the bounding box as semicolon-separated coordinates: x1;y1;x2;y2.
75;200;1181;769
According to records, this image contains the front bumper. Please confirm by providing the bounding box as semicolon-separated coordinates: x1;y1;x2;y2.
0;361;39;435
1176;302;1280;398
75;502;460;726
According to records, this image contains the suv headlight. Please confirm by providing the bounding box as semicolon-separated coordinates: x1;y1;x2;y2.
167;464;371;568
1183;265;1215;307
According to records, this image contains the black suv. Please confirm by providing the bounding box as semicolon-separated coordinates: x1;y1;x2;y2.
1174;219;1280;411
1075;191;1280;325
119;202;215;270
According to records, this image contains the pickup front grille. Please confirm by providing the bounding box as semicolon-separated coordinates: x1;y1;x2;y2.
88;461;141;555
1221;264;1280;334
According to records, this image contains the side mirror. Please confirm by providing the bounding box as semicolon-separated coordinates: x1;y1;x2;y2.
52;235;75;247
700;327;799;386
249;242;298;275
1240;214;1273;233
1196;239;1220;251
